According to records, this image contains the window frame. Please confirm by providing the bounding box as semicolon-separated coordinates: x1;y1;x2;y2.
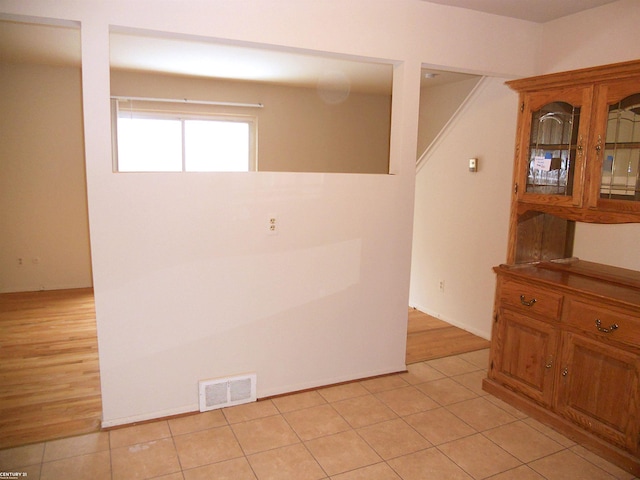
111;99;257;173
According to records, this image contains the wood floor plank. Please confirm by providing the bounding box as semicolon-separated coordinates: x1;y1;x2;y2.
405;308;490;364
0;288;102;449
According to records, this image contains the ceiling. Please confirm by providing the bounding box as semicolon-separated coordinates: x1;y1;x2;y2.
109;30;394;94
0;0;620;93
422;0;618;23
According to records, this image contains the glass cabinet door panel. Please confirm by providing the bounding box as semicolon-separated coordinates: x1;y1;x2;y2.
601;93;640;202
527;102;580;196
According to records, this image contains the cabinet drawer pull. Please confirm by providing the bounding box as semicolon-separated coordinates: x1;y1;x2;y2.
520;295;537;307
595;319;619;334
562;367;568;377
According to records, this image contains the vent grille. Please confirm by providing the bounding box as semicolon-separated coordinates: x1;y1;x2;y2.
199;373;256;412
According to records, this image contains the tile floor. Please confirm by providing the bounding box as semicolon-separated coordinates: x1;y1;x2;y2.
1;349;638;480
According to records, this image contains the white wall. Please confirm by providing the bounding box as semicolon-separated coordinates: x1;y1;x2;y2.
573;223;640;271
416;76;481;159
0;62;92;293
0;0;541;426
538;0;640;73
410;77;517;338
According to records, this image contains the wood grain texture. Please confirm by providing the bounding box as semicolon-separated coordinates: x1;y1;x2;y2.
405;308;490;364
0;288;102;449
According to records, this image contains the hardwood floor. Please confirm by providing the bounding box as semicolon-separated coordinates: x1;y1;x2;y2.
0;288;102;449
405;307;491;364
0;291;489;450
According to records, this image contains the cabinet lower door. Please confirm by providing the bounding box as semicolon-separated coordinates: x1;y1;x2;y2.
556;332;640;454
491;309;558;406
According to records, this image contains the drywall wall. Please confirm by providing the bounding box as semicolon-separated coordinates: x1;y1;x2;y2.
416;76;481;159
410;77;517;338
110;70;391;174
573;223;640;271
0;62;92;293
0;0;541;426
538;0;640;73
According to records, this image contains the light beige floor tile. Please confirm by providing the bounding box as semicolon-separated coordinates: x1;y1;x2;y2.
222;400;279;424
248;443;326;480
447;397;517;431
357;418;431;460
484;395;528;419
330;462;401;479
452;370;489;396
305;430;381;476
375;385;439;416
457;350;490;369
154;473;185;480
41;450;111;480
10;345;640;480
231;415;299;455
43;431;110;462
486;465;546;480
331;394;397;429
387;447;473;480
416;378;478;406
529;449;618;480
400;362;446;385
317;383;369;403
438;433;521;479
284;404;351;440
168;410;227;436
11;463;41;480
360;375;409;394
272;391;327;413
109;421;172;449
521;417;576;447
0;442;44;469
484;421;565;463
404;407;476;445
173;425;243;470
111;438;180;480
570;445;636;480
427;356;481;376
183;457;256;480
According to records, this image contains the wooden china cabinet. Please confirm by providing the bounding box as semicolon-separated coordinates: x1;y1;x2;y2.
483;60;640;475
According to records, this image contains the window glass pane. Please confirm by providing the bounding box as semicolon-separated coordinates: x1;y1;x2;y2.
185;120;250;172
601;94;640;200
527;102;580;196
117;117;182;172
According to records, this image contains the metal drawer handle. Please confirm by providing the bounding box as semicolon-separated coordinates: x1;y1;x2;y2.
520;295;537;307
595;319;619;334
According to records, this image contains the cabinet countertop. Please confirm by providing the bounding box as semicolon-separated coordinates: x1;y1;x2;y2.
495;259;640;310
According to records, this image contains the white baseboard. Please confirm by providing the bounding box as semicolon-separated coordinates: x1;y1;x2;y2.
101;404;197;429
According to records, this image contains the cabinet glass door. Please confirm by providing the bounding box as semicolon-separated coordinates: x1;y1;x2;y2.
527;102;581;196
601;93;640;202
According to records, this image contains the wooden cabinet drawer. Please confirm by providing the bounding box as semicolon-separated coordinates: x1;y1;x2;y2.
499;279;564;320
565;299;640;348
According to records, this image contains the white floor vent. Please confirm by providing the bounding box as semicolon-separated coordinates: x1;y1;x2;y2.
199;373;257;412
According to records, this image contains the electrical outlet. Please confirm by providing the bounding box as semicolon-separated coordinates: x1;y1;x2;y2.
267;216;278;235
439;280;445;293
